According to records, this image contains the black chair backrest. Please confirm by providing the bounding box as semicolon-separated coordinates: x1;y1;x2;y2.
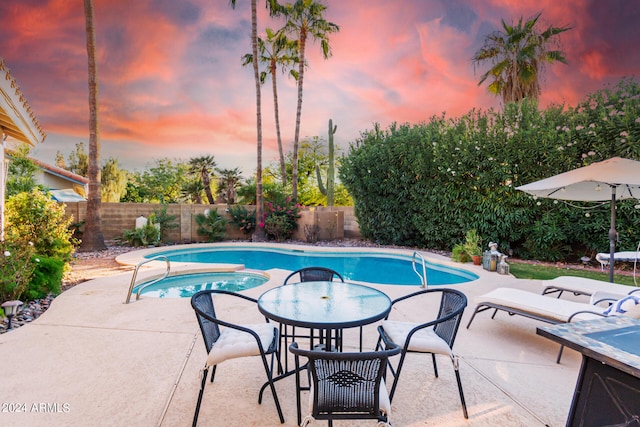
290;343;400;421
433;289;467;347
191;290;222;353
284;267;344;284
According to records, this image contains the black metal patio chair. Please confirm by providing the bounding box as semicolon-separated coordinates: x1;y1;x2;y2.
376;288;469;419
290;341;401;426
191;289;284;426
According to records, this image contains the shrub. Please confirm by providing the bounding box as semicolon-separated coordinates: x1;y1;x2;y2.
5;189;76;262
262;197;301;241
27;256;64;299
151;204;178;243
195;209;227;242
0;240;37;303
123;224;160;246
451;244;470;263
340;79;640;261
228;205;256;236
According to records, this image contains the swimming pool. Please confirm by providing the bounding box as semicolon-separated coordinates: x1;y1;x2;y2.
144;246;478;286
133;271;268;298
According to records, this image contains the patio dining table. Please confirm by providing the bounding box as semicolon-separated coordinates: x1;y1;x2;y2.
257;280;392;424
258;280;392;350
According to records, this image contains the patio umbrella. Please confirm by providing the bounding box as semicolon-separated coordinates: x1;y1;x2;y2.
516;157;640;282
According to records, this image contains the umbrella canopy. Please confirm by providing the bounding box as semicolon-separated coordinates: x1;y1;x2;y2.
516;157;640;282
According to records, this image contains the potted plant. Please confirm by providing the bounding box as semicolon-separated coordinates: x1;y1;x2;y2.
463;229;483;265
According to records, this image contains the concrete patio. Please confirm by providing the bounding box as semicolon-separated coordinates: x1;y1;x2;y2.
0;247;588;426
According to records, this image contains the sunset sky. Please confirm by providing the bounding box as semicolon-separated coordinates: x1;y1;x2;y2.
2;0;639;176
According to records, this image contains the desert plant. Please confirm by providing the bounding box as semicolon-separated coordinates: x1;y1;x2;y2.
123;224;160;247
195;209;227;242
316;118;337;205
228;205;256;236
463;229;482;257
451;244;470;263
151;204;179;243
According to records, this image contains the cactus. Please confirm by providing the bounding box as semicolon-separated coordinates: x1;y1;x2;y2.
316;118;337;205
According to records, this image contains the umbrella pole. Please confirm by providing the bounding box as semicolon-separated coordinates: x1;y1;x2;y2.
608;186;617;283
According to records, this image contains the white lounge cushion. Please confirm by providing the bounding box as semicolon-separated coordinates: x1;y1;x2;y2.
206;323;276;367
381;320;453;357
541;276;634;298
475;288;604;323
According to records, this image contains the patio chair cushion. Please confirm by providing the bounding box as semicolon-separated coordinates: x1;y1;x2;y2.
206;323;276;367
381;320;453;357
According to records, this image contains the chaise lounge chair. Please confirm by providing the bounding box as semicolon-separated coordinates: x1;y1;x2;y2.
466;287;619;362
466;287;609;328
540;276;640;300
595;251;640;270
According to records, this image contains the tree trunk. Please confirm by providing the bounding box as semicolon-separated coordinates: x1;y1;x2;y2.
251;0;265;241
292;28;307;202
79;0;106;252
202;169;214;204
271;60;286;186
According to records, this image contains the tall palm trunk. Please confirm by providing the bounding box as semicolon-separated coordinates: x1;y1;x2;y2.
80;0;105;251
291;27;307;202
270;59;287;185
201;170;214;204
251;0;265;241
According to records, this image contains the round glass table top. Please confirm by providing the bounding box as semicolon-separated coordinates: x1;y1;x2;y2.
258;281;392;329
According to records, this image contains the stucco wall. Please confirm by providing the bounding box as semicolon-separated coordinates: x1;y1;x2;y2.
62;203;361;243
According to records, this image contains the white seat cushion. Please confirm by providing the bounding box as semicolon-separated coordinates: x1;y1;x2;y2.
381;320;453;357
206;323;276;367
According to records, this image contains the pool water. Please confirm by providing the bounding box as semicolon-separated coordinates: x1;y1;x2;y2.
147;246;478;286
133;272;268;298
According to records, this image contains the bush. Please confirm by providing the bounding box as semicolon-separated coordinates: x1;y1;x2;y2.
26;256;64;300
195;209;227;242
151;204;178;243
340;78;640;261
5;189;76;262
451;244;470;263
0;240;37;303
123;224;160;246
262;197;301;241
228;205;256;236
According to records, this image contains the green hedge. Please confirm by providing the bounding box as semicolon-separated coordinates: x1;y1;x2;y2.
339;78;640;261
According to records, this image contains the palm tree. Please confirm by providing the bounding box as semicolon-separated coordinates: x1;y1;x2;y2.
278;0;339;201
242;28;298;186
472;13;571;104
217;167;244;204
188;155;217;204
181;179;205;204
79;0;106;252
230;0;280;240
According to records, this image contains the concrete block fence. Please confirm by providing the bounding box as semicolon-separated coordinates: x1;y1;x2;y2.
61;203;361;244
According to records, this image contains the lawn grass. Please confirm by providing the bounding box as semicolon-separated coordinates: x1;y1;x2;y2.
509;262;638;287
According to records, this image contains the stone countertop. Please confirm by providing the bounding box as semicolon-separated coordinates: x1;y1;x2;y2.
537;316;640;378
